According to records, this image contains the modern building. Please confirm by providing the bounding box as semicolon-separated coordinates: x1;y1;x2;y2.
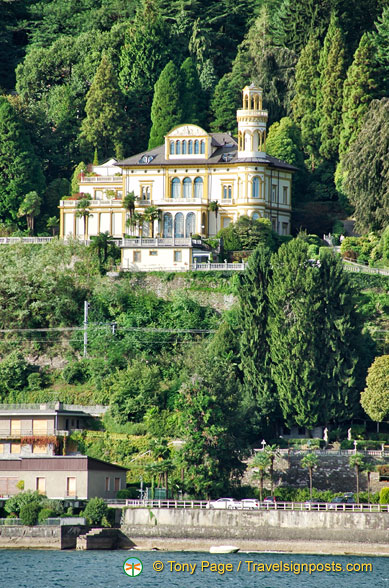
0;403;126;500
59;84;295;270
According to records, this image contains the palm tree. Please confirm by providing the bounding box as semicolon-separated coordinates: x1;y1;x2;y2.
91;231;114;266
364;463;375;503
301;453;318;498
208;200;219;235
18;191;42;234
265;444;280;495
46;216;59;236
252;451;271;501
143;206;161;237
75;198;92;240
123;191;137;221
349;453;365;504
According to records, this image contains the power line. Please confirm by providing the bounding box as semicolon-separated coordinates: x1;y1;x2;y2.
0;326;215;334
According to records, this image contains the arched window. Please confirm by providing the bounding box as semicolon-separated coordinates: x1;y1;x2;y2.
163;213;173;237
194;139;199;154
171;177;180;199
185;212;196;237
170;141;174;155
182;140;187;154
174;212;184;238
252;212;260;221
183;177;192;199
194;177;203;199
200;140;205;154
188;140;193;154
252;176;260;199
175;141;181;155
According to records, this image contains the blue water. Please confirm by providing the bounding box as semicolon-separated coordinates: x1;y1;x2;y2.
0;550;388;588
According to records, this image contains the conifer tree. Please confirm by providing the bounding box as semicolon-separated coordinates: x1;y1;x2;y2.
317;13;347;162
180;57;206;127
237;247;278;434
292;35;321;169
0;98;44;224
339;33;382;156
148;61;184;149
80;54;125;162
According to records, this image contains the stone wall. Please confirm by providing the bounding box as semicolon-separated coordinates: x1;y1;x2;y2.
0;525;87;549
121;508;389;545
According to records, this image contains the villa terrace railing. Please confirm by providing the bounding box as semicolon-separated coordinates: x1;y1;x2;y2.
0;237;54;245
81;176;122;182
0;403;108;415
120;237;203;248
107;499;389;513
193;261;246;271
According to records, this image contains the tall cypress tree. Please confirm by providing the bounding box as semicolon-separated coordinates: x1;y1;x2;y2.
80;54;125;161
317;13;347;162
237;247;277;434
373;7;389;96
292;35;321;170
180;57;206;127
0;98;45;224
148;61;184;149
339;33;382;156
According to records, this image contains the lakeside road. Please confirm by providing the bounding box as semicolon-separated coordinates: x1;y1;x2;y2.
128;538;389;557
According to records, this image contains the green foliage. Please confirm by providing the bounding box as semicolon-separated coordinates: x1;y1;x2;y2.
148;61;184;149
180;57;206;127
71;163;86;196
0;98;45;224
80;54;125;161
38;508;56;523
83;497;109;526
5;491;43;516
361;355;389;422
217;216;277;252
343;98;389;233
0;353;34;399
17;191;42;234
20;502;41;526
379;487;389;504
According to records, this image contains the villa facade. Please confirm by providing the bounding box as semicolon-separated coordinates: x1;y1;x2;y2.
59;85;295;270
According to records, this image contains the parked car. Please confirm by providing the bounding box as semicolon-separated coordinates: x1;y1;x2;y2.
264;496;277;503
304;499;326;510
209;498;240;509
328;496;356;510
239;499;260;510
260;496;277;508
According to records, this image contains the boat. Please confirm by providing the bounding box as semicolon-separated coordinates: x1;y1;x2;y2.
209;545;240;554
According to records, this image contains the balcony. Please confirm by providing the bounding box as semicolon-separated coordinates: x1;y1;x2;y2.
60;199;122;207
0;430;69;439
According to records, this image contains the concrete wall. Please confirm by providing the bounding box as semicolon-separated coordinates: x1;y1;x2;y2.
0;525;86;549
121;508;389;544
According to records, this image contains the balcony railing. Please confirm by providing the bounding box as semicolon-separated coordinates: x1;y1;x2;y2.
0;429;68;438
121;237;206;248
80;176;122;182
60;199;122;207
0;237;54;245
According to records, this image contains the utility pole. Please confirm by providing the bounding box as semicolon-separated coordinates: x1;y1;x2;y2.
83;301;90;357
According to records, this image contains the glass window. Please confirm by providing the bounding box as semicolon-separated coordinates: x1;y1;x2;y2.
185;212;196;237
171;177;180;199
174;213;184;238
223;185;232;199
283;186;288;204
105;477;110;491
33;444;47;454
149;250;158;256
282;222;288;235
174;250;182;262
200;140;205;154
272;185;277;202
163;213;173;237
11;420;20;435
194;177;203;199
182;141;187;154
175;141;180;155
183;177;191;199
33;419;48;435
194;140;199;154
133;251;141;262
36;478;46;495
114;477;121;492
252;177;260;199
252;212;260;221
11;443;20;454
170;141;174;155
188;140;193;154
67;477;76;497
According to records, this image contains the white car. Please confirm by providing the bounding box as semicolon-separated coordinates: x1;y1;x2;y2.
209;498;240;509
239;499;260;510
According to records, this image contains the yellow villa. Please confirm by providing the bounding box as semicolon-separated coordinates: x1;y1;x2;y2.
59;84;294;270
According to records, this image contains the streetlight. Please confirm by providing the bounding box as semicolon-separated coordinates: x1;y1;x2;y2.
261;439;266;451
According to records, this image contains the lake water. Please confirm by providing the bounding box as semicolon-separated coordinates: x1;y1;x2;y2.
1;550;388;588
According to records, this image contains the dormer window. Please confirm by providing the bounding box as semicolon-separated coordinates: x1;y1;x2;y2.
170;141;174;155
139;154;155;164
200;140;205;154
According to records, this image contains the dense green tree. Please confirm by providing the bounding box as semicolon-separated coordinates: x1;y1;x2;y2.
217;216;277;252
148;61;184;149
273;0;323;54
44;178;70;218
268;239;364;428
251;452;270;501
237;247;277;435
342;98;389;233
71;162;86;196
317;13;347;162
292;35;321;169
210;72;243;134
374;6;389;91
80;54;125;160
361;355;389;423
83;497;110;526
301;452;318;498
0;98;44;224
180;57;206;127
119;0;173;150
17;191;41;234
339;33;383;156
178;350;245;497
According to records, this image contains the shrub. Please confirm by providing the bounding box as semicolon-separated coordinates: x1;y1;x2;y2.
62;359;90;385
20;502;40;526
379;487;389;505
4;490;43;516
38;508;56;523
83;497;109;526
116;487;139;499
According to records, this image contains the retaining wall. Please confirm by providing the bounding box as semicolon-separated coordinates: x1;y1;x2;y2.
0;525;87;549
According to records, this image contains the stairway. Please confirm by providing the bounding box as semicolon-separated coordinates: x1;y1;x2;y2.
76;528;119;550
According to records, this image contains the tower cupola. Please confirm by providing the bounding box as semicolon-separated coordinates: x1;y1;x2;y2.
237;84;268;158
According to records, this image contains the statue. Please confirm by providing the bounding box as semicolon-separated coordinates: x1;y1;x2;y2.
323;427;328;443
348;428;352;441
